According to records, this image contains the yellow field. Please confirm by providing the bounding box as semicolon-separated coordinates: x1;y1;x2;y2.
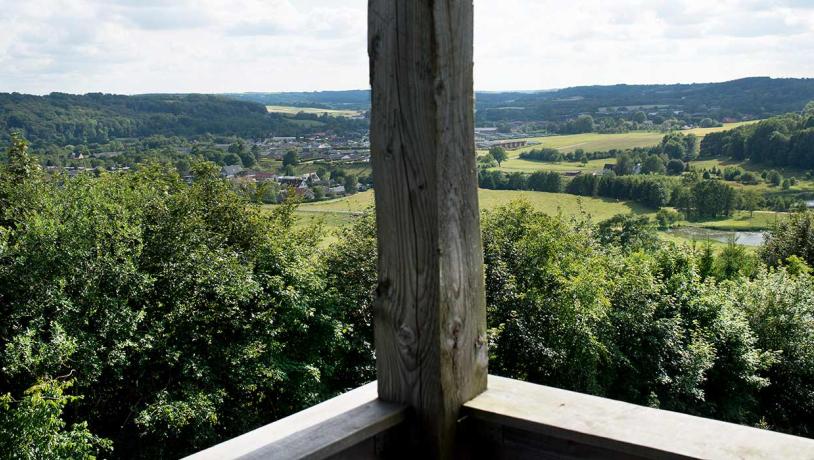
266;105;364;118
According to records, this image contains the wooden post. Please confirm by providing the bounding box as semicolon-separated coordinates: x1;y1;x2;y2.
368;0;487;458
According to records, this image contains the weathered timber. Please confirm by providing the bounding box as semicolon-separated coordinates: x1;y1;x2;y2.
182;382;408;460
463;376;814;460
368;0;487;457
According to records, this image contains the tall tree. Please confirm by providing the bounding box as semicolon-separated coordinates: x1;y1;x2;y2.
489;146;508;167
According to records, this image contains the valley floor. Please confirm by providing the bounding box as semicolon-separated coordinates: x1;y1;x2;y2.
270;189;782;250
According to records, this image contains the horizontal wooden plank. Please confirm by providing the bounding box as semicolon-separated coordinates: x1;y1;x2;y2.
183;382;408;460
464;376;814;460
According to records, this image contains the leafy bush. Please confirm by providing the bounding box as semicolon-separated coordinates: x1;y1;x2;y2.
656;209;682;229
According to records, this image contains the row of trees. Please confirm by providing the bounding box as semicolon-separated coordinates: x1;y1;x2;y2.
478;170;564;193
566;174;675;209
479;167;740;218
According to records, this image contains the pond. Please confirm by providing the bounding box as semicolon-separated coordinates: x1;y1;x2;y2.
667;227;767;247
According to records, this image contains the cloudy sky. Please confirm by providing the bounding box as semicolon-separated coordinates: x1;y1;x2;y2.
1;0;813;95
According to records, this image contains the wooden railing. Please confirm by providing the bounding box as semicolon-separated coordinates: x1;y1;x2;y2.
186;1;814;458
183;383;407;460
185;375;814;459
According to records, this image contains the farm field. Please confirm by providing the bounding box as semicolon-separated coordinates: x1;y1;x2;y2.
266;105;364;118
491;121;759;173
285;189;656;222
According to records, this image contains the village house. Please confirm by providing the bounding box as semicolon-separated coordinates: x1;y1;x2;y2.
327;185;346;195
220;165;243;178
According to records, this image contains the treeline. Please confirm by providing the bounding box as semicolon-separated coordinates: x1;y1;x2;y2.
0;92;366;147
566;174;675;209
480;167;741;218
701;104;814;168
479;169;564;192
520;147;608;163
3;136;814;458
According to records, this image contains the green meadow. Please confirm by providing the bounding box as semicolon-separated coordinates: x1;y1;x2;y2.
490;121;759;173
287;189;655;222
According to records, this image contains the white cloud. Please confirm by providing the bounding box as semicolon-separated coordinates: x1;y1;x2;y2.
0;0;811;94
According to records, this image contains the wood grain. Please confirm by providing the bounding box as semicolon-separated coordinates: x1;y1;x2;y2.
464;376;814;460
368;0;487;458
181;382;407;460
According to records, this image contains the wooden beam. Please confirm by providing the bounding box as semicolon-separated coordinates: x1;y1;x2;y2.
464;376;814;460
181;382;408;460
368;0;487;457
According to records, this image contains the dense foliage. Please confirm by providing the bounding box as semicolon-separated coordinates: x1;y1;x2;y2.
0;135;368;458
325;203;814;439
3;135;814;458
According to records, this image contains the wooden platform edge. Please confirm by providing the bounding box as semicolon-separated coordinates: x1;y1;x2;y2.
462;376;814;460
183;382;408;460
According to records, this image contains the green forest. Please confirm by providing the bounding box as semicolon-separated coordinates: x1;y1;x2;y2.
0;93;366;147
1;134;813;458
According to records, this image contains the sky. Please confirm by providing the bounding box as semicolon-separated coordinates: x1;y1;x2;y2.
1;0;813;95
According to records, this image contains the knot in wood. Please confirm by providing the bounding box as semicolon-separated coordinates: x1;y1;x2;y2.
397;324;416;348
446;317;463;350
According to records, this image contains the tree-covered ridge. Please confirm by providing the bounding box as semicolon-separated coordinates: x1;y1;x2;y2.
702;108;814;168
0;93;364;147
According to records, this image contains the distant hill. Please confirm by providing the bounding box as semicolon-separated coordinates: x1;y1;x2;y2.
474;77;814;123
227;78;814;125
227;91;371;110
0;93;326;146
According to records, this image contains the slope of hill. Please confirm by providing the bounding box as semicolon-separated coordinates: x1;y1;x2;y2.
0;93;325;146
227;90;371;110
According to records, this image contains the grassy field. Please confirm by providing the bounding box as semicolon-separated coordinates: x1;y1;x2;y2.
682;210;784;231
496;157;610;173
266;105;364;118
490;122;759;173
287;189;657;222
